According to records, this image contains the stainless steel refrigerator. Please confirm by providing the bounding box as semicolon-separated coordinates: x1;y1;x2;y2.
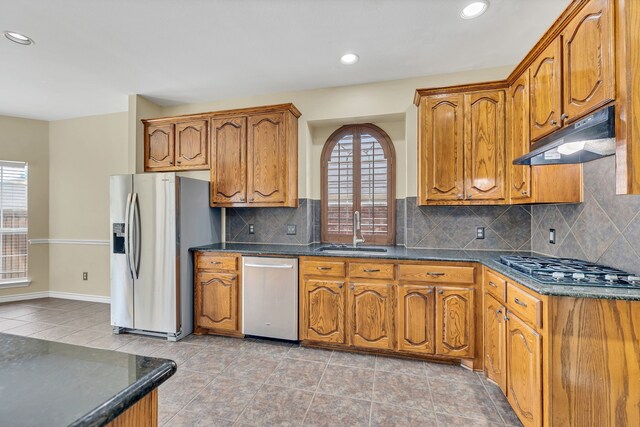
109;173;221;341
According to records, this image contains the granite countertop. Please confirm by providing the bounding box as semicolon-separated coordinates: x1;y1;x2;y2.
191;243;640;301
0;333;176;427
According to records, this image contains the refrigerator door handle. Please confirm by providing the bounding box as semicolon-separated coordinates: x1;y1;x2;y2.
128;192;139;279
124;192;134;279
132;192;141;279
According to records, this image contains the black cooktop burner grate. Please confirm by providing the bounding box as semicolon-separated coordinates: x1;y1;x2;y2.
500;255;640;289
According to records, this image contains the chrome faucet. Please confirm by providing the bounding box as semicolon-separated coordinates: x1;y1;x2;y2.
353;211;365;248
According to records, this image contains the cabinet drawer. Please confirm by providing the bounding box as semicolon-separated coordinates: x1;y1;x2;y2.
349;263;395;280
484;270;506;302
506;282;542;329
196;254;238;271
302;260;346;277
399;265;475;284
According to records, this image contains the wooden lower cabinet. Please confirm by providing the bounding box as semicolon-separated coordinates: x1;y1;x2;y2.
397;285;435;354
301;279;346;344
348;282;394;350
195;272;239;332
506;311;542;427
435;287;474;358
484;293;506;393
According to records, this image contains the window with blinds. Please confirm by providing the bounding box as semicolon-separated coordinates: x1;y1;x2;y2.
321;124;395;245
0;161;28;283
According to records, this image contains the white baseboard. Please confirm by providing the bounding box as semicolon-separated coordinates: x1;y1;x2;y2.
0;291;50;303
0;291;110;304
48;291;111;304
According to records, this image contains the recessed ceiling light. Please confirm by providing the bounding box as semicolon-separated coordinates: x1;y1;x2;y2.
460;1;489;19
3;31;34;45
340;53;359;65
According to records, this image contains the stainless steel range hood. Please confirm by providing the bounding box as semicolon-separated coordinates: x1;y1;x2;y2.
513;105;615;166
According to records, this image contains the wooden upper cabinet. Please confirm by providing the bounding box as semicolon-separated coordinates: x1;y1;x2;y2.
145;124;174;170
508;73;534;203
397;285;435;354
484;293;506;393
194;272;238;332
175;120;208;169
420;94;465;202
247;113;286;204
464;90;506;201
348;282;394;350
435;287;474;358
301;279;346;344
562;0;614;123
530;39;563;141
211;117;247;204
506;312;542;427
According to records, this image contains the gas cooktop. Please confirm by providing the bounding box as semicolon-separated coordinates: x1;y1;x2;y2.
500;255;640;289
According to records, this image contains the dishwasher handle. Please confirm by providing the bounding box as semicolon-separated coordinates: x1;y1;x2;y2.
244;263;294;269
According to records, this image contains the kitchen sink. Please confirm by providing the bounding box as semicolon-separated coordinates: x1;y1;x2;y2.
315;245;388;256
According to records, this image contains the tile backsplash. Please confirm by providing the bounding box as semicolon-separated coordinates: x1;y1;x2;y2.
531;156;640;274
403;198;531;251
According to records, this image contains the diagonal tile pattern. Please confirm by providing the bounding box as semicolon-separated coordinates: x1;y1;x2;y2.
532;156;640;274
0;297;522;426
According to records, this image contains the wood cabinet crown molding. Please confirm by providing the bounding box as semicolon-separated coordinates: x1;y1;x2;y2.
141;103;301;125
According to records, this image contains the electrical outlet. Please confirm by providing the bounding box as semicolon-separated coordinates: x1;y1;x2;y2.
248;224;255;234
476;226;485;240
549;228;557;244
286;224;296;235
82;272;88;281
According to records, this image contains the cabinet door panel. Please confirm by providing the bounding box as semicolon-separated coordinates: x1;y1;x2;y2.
508;73;533;203
302;279;346;344
211;117;247;204
349;283;394;350
464;90;506;200
484;293;506;393
562;0;614;121
421;95;465;201
195;272;238;332
530;39;563;141
175;120;208;168
397;285;435;354
435;287;474;358
247;113;286;204
507;313;542;427
145;124;174;170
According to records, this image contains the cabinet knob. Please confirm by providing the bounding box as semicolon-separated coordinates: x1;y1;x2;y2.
560;113;569;121
177;160;181;164
497;309;502;315
438;289;444;295
169;161;173;165
457;194;464;199
468;194;473;199
522;190;528;195
349;285;355;291
338;284;344;289
550;119;558;126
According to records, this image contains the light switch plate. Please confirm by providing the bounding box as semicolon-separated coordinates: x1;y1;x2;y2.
286;224;296;235
549;228;556;244
476;226;485;240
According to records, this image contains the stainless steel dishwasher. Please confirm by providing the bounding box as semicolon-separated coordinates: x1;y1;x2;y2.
242;257;298;340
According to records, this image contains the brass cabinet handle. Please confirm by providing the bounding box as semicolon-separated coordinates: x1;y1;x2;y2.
209;261;222;265
488;281;498;288
427;272;445;277
514;298;528;308
317;266;332;271
363;269;380;273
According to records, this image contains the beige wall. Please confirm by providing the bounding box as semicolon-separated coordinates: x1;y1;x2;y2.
150;66;512;199
48;112;129;297
0;116;50;297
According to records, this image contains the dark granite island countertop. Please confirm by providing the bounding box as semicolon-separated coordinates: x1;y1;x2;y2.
190;242;640;301
0;333;176;427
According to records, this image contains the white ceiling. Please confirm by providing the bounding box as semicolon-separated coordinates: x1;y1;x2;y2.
1;0;570;120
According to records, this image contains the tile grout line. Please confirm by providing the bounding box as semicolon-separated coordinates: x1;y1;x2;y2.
300;353;331;426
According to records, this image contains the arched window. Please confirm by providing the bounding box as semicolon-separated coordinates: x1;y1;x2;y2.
321;124;396;245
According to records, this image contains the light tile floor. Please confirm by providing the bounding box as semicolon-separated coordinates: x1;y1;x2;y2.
0;298;522;426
